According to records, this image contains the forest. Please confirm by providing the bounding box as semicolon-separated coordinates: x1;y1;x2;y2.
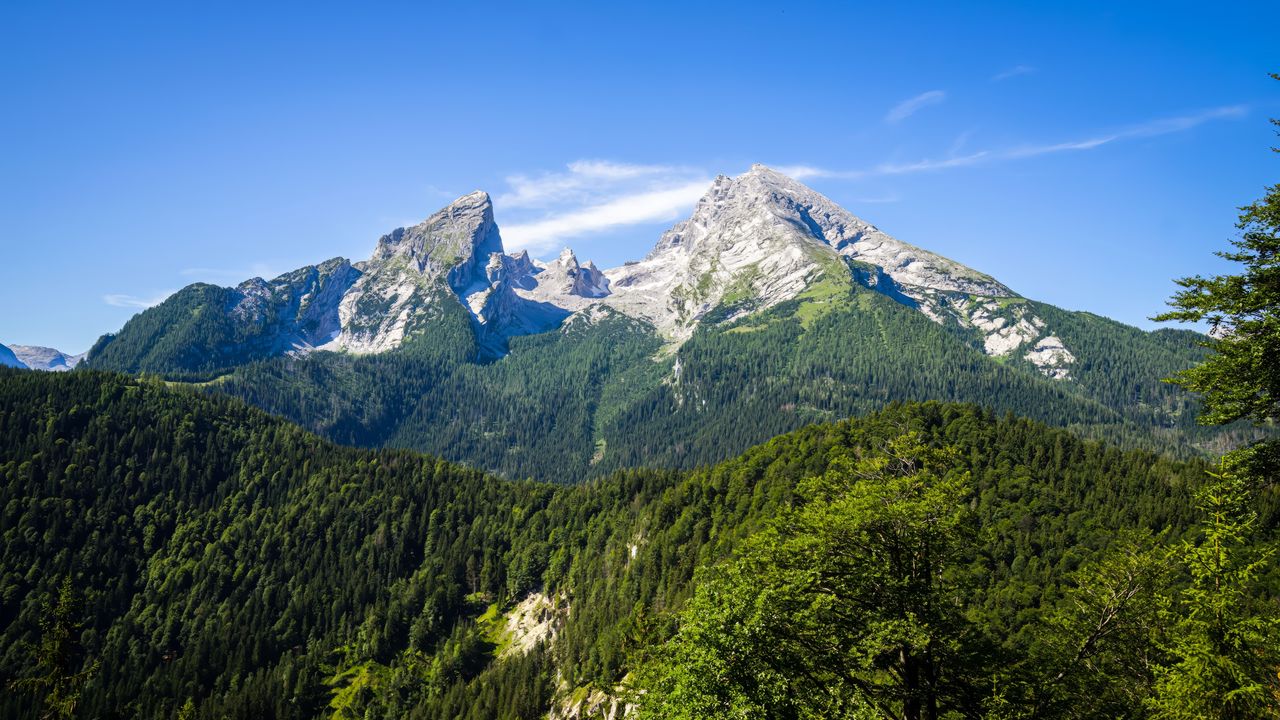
1;366;1277;718
5;77;1279;720
87;261;1236;484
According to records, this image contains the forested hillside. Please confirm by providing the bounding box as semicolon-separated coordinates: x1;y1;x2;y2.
183;275;1229;484
78;163;1238;484
3;369;1271;718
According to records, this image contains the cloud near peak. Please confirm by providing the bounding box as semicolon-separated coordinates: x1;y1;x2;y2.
502;181;709;253
496;160;710;254
103;290;175;309
489;103;1247;256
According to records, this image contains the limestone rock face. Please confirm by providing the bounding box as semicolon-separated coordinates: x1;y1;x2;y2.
1024;335;1077;379
324;191;503;354
0;344;27;369
93;165;1077;377
511;248;611;313
594;164;1069;377
602;166;846;339
224;257;363;354
6;344;85;371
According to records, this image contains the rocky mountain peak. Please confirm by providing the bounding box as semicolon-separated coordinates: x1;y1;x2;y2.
599;164;1053;365
89;164;1072;379
370;191;500;280
4;344;85;371
0;344;27;369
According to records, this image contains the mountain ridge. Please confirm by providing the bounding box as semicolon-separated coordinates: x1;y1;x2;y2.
75;165;1230;481
84;165;1079;378
0;343;85;371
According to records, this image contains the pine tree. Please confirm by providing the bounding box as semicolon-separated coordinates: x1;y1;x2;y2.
1156;74;1280;478
7;578;100;720
1148;467;1280;719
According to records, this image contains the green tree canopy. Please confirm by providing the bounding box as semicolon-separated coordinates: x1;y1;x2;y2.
1157;74;1280;476
634;433;980;720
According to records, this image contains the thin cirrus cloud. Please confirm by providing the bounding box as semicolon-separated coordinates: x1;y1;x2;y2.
784;105;1247;180
992;64;1036;82
502;181;711;253
449;103;1247;258
498;160;694;210
180;262;282;281
498;160;711;253
885;90;947;123
103;290;175;309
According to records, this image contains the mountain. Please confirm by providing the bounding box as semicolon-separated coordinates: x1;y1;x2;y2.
83;190;593;373
6;345;84;371
0;369;1225;718
606;167;1004;326
84;165;1077;375
0;344;25;369
82;166;1228;479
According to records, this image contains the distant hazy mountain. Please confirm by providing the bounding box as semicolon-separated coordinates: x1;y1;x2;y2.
83;165;1217;479
8;345;84;371
0;344;25;369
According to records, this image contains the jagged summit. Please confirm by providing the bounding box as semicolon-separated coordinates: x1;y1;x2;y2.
88;166;1074;378
597;164;1067;375
659;163;1010;294
7;345;87;372
371;190;500;278
604;163;1010;339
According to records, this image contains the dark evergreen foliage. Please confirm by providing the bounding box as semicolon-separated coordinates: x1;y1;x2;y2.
87;277;1234;484
2;369;1248;718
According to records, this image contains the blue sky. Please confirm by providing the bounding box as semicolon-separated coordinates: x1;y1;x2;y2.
1;1;1277;352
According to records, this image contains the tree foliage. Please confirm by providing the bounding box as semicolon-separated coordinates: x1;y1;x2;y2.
87;260;1224;483
0;370;1261;719
635;433;979;720
1157;76;1280;475
1148;467;1280;719
7;578;99;719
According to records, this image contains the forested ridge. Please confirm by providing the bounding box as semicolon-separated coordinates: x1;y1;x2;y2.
13;104;1280;717
3;368;1273;718
110;274;1237;486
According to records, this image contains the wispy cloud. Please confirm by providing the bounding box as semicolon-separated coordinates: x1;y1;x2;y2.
487;104;1246;256
992;65;1036;82
885;90;946;123
496;160;711;253
790;105;1247;180
502;181;709;253
1003;105;1247;158
777;152;990;181
103;291;175;309
498;160;693;210
180;262;281;282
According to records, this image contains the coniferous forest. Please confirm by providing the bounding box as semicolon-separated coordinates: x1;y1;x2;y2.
3;34;1280;720
5;368;1277;719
